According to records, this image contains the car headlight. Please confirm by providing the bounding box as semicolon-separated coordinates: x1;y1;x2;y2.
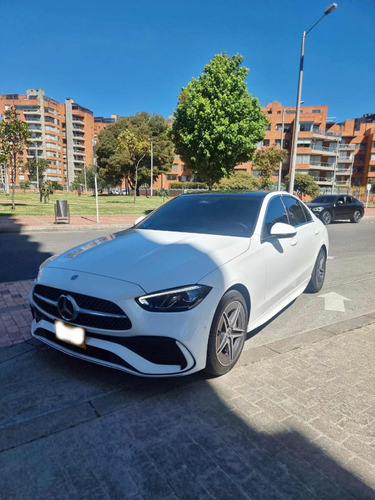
136;285;212;312
312;207;324;212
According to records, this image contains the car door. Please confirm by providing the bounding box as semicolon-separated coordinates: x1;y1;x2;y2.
261;195;298;312
333;195;349;219
281;195;319;291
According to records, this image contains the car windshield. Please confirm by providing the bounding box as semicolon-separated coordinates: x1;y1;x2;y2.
137;194;263;237
311;196;337;204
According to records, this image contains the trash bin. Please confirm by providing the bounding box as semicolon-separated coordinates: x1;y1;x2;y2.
55;200;70;224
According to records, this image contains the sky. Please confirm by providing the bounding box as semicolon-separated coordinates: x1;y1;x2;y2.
1;0;374;123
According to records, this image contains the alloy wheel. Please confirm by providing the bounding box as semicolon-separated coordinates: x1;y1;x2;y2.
216;301;246;366
322;211;331;225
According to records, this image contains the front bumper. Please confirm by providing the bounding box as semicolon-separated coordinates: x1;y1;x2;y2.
30;268;220;377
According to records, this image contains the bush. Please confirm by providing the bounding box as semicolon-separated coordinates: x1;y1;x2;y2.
50;181;64;191
19;181;31;192
213;171;260;191
169;181;208;189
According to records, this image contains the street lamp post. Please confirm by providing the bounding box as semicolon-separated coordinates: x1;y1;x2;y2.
277;108;285;190
288;3;338;195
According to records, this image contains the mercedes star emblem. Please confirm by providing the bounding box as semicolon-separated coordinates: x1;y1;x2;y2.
57;294;79;322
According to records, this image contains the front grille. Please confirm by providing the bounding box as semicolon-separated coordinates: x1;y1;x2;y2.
33;284;131;331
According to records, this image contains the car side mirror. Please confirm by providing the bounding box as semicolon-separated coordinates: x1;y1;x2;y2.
337;200;343;204
134;216;146;225
270;222;297;238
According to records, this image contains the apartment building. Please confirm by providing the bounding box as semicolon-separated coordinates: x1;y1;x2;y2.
0;89;114;188
328;114;375;186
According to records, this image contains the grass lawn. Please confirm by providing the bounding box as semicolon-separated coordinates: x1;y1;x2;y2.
0;191;167;217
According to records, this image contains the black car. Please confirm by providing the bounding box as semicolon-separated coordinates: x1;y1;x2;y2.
307;195;364;225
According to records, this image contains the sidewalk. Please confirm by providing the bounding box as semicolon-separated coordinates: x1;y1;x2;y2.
1;290;375;497
1;207;375;233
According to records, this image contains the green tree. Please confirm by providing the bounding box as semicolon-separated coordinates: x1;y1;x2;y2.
171;53;267;189
71;166;107;191
252;147;288;190
0;107;30;209
96;112;174;191
20;180;31;192
24;157;49;190
285;173;320;200
117;130;149;203
214;171;260;191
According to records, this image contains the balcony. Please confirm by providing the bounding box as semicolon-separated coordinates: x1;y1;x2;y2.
72;118;84;125
73;150;85;156
311;145;337;156
312;128;341;141
74;159;85;164
24;116;41;123
335;180;350;186
311;176;333;185
339;144;356;151
23;108;41;114
336;169;351;176
338;156;353;163
309;161;335;171
72;124;84;131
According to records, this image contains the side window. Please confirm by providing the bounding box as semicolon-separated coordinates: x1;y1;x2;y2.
301;202;313;222
337;196;345;204
346;196;353;204
263;196;288;237
282;196;306;227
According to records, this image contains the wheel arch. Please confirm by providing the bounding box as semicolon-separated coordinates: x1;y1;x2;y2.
226;283;251;319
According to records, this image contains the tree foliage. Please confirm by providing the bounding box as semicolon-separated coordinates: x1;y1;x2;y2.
71;166;107;191
0;107;30;208
96;112;174;195
252;147;288;190
285;173;320;199
171;53;267;189
214;171;260;191
117;129;149;203
24;157;49;189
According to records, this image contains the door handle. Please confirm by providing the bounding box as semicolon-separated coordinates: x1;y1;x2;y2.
290;238;298;246
314;229;320;235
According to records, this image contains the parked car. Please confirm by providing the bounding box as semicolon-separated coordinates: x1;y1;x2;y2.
307;195;364;225
30;192;328;377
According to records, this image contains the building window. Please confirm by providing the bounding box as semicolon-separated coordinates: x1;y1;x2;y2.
297;139;311;148
286;110;296;114
171;163;179;170
276;123;283;130
299;122;313;132
312;109;321;113
266;124;271;130
166;174;178;180
296;154;310;164
263;139;270;146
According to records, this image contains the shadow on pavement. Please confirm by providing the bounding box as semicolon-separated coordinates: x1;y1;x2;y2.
0;340;373;499
0;218;53;283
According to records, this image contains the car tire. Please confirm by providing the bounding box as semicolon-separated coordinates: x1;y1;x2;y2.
321;211;332;225
206;290;248;376
351;210;362;223
306;247;327;293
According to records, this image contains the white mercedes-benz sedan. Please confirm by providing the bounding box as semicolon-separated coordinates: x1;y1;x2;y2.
30;192;328;377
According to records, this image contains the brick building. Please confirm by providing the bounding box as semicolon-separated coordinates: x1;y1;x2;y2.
1;90;373;192
0;89;115;189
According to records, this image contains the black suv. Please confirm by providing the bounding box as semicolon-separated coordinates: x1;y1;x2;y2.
307;195;364;225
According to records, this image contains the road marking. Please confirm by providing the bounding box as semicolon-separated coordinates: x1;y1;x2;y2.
318;292;351;312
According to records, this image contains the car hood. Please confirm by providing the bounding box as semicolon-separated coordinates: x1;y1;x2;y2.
45;229;250;292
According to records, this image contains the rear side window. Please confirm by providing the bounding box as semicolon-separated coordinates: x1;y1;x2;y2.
263;196;288;236
301;202;313;222
282;196;307;227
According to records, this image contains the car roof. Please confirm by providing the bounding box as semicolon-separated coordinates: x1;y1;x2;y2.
183;191;269;199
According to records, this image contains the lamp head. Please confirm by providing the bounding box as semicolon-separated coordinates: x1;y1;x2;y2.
324;3;338;15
